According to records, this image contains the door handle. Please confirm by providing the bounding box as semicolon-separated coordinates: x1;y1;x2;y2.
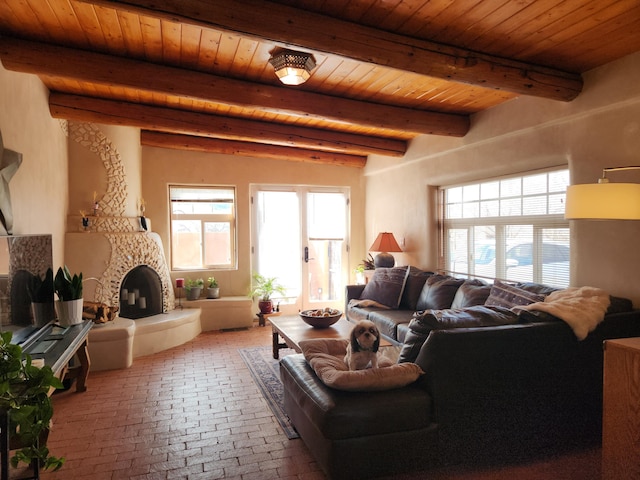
304;246;314;263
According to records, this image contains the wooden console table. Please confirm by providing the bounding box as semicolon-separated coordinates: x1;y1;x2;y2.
24;320;93;392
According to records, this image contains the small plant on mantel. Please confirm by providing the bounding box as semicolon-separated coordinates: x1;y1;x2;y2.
0;332;65;472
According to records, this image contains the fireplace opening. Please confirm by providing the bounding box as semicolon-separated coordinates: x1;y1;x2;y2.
119;265;163;319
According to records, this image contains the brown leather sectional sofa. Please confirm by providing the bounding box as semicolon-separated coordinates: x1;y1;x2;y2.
280;267;640;479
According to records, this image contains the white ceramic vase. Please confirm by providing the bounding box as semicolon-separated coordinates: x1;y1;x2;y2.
56;298;84;326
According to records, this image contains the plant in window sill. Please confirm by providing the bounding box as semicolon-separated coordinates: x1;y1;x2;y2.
206;277;220;299
185;278;204;301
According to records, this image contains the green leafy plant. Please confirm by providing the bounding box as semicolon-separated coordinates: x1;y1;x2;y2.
53;266;83;301
359;253;375;271
207;277;218;288
185;278;204;292
0;331;65;471
248;273;286;301
28;268;55;303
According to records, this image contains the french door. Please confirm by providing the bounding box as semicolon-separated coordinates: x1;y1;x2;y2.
251;185;349;312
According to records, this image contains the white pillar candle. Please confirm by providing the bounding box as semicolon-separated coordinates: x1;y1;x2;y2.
133;288;140;300
128;292;136;305
139;297;146;309
121;288;128;301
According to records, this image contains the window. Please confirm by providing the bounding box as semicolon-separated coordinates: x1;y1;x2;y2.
170;186;236;270
441;169;570;287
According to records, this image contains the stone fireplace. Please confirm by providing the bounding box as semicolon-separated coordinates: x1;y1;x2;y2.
64;122;175;318
67;231;176;319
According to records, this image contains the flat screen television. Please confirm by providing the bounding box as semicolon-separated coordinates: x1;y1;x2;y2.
0;234;54;345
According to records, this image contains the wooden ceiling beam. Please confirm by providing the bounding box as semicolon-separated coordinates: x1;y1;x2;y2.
78;0;583;101
0;36;468;137
141;131;366;168
47;93;403;158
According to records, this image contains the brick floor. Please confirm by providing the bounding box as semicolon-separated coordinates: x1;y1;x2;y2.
39;325;325;480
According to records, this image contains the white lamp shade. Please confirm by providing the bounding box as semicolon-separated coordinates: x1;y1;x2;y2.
565;183;640;219
274;67;312;86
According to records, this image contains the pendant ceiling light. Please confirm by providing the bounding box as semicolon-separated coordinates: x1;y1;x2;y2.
269;50;316;86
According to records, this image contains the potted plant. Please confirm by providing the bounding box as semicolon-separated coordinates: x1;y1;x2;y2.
206;277;220;299
28;268;55;326
356;254;376;284
0;331;65;473
185;278;204;301
248;273;286;314
359;253;375;271
53;266;83;326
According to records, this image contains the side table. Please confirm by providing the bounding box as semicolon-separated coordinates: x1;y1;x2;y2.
256;311;281;327
602;337;640;480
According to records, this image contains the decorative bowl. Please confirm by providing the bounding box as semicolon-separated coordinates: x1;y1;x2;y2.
299;308;342;328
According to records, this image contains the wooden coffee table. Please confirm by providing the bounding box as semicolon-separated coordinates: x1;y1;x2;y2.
270;314;390;359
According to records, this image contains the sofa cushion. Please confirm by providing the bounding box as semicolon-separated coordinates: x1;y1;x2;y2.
345;301;377;323
368;309;414;342
398;305;520;363
608;295;633;314
359;266;409;309
397;322;411;344
413;305;520;330
485;280;546;308
299;338;424;392
450;279;491;309
399;267;434;310
514;282;559;296
416;275;464;311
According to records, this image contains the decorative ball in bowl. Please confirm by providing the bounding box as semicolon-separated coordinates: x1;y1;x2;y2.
299;308;342;328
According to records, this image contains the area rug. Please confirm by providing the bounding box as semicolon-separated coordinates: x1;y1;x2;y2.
238;346;300;439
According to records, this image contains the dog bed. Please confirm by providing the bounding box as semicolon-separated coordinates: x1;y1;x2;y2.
298;338;424;392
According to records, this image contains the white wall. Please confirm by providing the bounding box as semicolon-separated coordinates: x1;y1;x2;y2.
364;51;640;305
141;147;366;297
0;64;68;267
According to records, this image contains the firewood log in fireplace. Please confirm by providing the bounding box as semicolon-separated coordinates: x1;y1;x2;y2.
82;301;119;324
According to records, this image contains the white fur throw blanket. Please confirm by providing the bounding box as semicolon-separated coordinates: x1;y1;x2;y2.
516;286;610;340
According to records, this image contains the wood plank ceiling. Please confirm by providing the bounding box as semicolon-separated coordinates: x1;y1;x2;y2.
1;0;639;167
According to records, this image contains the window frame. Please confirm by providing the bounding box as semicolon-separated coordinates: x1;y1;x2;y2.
439;168;570;287
169;184;237;271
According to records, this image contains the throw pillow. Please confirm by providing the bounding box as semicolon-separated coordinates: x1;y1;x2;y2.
450;279;491;309
485;280;546;308
415;274;464;311
359;266;409;309
399;267;434;310
299;338;424;392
